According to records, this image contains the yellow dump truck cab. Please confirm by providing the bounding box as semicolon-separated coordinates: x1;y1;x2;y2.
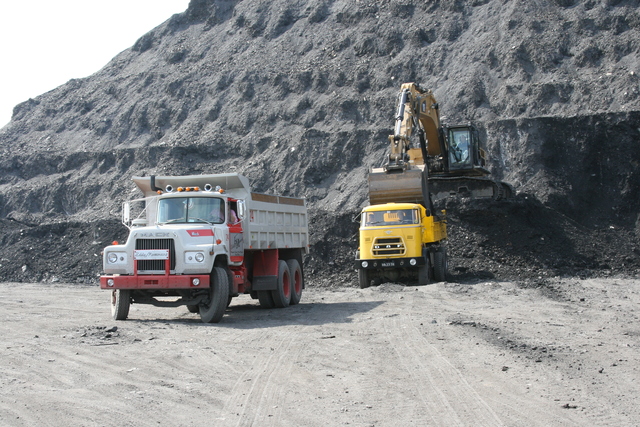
355;202;448;287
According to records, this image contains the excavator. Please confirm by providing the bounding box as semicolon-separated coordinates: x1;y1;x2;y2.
368;82;512;205
355;83;512;287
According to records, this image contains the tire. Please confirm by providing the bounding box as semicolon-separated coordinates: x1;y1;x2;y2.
257;291;275;308
271;260;291;308
199;267;230;323
111;289;130;320
433;248;448;282
186;304;199;313
226;296;233;308
418;253;430;286
287;259;303;305
358;268;371;289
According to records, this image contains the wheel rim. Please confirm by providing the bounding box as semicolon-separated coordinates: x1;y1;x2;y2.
283;270;290;298
293;269;302;295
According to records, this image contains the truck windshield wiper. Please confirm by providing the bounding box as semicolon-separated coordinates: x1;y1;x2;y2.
160;218;185;224
190;217;213;224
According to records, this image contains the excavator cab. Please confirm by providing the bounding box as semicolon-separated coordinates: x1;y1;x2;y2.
441;125;487;175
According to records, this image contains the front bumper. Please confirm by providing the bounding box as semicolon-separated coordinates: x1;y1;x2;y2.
355;256;426;270
100;274;210;289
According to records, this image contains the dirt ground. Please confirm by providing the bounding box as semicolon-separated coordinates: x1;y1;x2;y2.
1;277;638;426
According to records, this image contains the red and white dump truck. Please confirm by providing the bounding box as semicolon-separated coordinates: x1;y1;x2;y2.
100;173;309;323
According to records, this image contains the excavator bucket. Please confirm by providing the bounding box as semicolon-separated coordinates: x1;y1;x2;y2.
368;168;426;205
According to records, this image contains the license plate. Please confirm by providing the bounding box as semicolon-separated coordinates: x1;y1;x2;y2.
381;262;395;267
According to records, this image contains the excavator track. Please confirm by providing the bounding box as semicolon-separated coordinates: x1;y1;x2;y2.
429;176;513;202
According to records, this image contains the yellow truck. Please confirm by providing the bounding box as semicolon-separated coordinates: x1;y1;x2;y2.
356;202;447;288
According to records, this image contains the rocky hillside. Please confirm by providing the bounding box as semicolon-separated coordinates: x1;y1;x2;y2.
1;0;639;284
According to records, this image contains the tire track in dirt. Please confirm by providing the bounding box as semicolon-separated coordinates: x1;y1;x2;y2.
381;310;503;426
218;309;311;426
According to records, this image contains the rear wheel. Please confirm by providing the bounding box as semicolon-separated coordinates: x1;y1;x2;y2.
287;259;303;305
271;260;291;308
199;267;229;323
111;289;130;320
433;248;448;282
358;269;371;289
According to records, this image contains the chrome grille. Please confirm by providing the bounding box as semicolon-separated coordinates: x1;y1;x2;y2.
372;237;405;256
135;239;176;272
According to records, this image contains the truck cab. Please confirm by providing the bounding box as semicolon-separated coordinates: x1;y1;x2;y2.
355;202;447;287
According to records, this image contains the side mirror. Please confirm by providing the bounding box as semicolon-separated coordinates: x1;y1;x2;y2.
237;200;246;219
123;202;131;226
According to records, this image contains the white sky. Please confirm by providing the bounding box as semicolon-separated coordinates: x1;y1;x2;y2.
0;0;190;128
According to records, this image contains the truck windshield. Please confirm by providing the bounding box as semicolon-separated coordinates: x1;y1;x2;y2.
362;209;419;226
158;197;225;224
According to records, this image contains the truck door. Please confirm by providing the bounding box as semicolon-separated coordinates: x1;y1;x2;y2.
228;199;244;263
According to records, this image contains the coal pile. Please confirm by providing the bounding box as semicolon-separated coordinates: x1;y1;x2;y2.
1;0;639;284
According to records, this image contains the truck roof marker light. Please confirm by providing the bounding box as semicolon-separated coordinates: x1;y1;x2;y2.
112;241;119;245
194;187;200;191
177;187;184;192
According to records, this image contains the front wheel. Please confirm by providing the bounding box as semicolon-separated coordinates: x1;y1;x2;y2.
433;248;448;282
418;256;430;286
111;289;131;320
199;267;230;323
358;269;371;289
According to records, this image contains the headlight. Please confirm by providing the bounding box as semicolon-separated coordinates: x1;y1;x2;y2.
107;252;127;264
361;261;368;268
185;252;206;264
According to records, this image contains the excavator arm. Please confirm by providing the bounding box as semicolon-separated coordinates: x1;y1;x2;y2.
386;83;443;173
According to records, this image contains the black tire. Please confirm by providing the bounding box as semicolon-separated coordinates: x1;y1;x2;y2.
418;253;430;286
111;289;131;320
199;267;230;323
272;260;291;308
186;304;199;313
257;291;275;308
358;268;371;289
287;259;303;305
226;296;233;308
433;248;448;282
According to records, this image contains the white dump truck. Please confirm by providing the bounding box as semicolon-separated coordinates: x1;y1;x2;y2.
100;173;309;323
